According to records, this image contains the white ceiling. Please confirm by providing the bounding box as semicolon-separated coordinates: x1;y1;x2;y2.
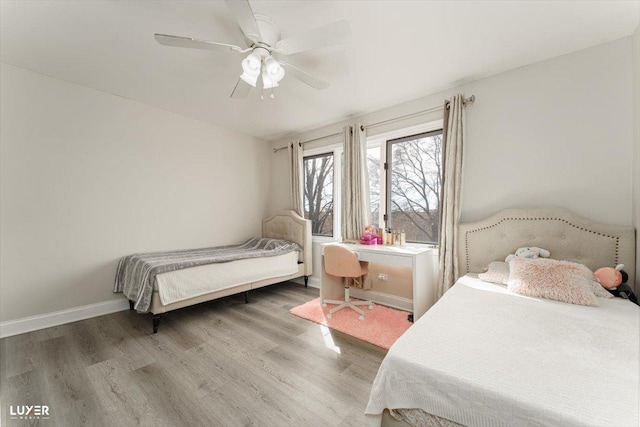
1;1;639;141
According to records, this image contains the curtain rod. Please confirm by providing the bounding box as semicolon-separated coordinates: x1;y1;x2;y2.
272;132;342;153
272;94;475;153
361;94;475;132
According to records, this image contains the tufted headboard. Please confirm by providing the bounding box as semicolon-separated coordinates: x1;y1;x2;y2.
263;210;313;276
458;207;636;292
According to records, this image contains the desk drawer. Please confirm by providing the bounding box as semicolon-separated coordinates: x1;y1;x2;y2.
355;251;412;268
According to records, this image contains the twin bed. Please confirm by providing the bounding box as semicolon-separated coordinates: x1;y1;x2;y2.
114;210;312;333
366;207;638;427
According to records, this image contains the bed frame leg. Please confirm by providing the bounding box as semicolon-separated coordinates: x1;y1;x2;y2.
244;291;249;304
304;275;309;288
129;300;134;311
152;314;161;334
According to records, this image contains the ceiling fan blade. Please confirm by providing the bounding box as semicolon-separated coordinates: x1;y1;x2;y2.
275;20;351;55
154;34;245;53
230;78;252;99
280;62;329;90
224;0;262;43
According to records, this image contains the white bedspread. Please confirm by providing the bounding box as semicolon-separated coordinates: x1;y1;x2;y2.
366;275;640;427
155;251;298;306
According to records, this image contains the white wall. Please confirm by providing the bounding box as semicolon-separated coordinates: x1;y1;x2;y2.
270;38;635;284
633;24;640;289
0;64;270;322
461;38;633;225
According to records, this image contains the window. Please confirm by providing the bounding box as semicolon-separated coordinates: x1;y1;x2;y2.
385;130;443;244
300;122;440;243
303;152;334;236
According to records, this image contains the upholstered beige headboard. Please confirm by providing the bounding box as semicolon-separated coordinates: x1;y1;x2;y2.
458;207;636;291
263;210;313;276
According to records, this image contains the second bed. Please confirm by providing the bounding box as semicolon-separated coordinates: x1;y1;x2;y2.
366;207;638;427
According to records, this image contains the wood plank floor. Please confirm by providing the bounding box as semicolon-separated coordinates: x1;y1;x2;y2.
0;282;387;427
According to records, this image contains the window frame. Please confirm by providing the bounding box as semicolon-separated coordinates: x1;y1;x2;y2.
385;128;443;244
303;143;342;242
366;120;443;245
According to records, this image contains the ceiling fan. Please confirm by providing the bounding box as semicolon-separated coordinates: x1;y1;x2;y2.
154;0;351;99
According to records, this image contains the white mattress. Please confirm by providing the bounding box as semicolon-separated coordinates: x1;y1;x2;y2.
366;274;640;427
155;251;298;306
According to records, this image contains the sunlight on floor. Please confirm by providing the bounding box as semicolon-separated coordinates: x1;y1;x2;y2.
318;324;341;354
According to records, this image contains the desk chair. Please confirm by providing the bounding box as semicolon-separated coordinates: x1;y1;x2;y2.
323;245;374;320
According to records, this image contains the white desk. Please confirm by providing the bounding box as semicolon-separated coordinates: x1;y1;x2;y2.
320;243;438;321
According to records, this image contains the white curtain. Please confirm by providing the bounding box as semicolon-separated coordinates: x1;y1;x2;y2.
288;140;303;217
437;94;466;299
342;124;370;241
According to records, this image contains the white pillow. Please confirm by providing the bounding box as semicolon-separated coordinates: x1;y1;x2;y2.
478;261;510;285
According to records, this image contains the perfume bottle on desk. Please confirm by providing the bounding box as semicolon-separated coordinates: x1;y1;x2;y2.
384;229;406;246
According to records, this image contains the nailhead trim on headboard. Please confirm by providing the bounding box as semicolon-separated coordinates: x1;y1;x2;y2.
464;216;620;272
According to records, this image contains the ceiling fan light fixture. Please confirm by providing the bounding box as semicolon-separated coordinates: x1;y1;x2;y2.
240;52;262;87
240;72;259;87
242;53;261;73
264;56;285;83
264;56;279;74
262;70;279;89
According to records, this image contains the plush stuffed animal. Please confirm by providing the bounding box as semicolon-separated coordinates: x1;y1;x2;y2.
505;247;551;263
594;264;627;289
595;264;638;305
363;224;377;236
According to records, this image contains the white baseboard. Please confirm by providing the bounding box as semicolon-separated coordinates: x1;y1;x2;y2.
306;276;321;289
0;299;130;338
290;276;321;289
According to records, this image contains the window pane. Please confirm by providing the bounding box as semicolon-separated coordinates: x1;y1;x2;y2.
367;146;381;228
387;131;442;243
303;153;334;236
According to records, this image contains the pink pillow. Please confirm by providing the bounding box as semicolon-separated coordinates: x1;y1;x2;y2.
559;262;613;299
507;258;599;306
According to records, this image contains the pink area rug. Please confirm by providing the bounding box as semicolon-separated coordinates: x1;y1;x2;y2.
290;298;412;350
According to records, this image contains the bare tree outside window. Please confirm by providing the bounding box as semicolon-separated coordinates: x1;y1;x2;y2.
386;131;442;243
303;153;334;236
